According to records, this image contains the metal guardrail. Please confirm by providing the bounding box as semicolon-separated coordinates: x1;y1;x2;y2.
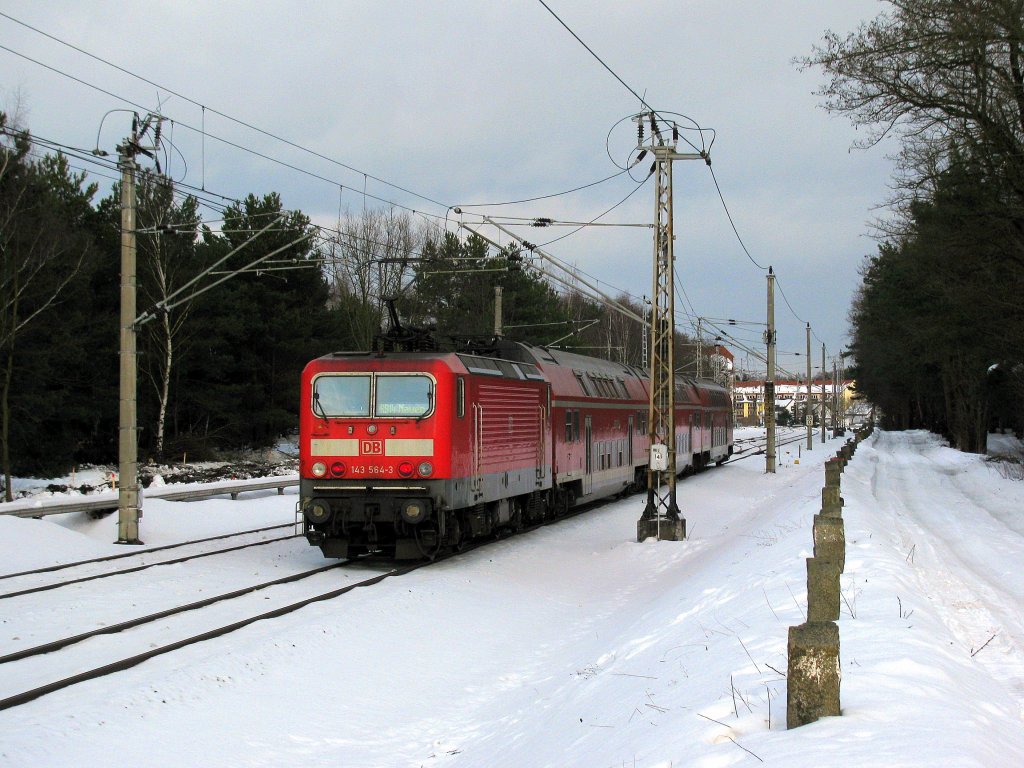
1;475;299;519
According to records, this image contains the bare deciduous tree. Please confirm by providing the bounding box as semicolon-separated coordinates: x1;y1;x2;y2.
135;174;201;458
801;0;1024;216
322;209;424;348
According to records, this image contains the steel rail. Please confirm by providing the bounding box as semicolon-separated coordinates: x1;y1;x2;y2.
0;561;347;665
0;533;300;600
723;431;810;464
0;562;423;712
0;523;294;581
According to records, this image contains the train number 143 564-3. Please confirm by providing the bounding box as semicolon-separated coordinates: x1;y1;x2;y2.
350;465;394;475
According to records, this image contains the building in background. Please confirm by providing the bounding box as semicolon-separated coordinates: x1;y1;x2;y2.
733;378;855;428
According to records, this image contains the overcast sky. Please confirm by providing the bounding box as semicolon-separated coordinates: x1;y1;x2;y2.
1;1;896;375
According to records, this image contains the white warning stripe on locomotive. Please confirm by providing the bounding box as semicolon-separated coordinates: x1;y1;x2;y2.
310;438;434;457
310;438;359;456
385;439;434;456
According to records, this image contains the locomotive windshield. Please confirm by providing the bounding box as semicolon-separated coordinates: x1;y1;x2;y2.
313;375;371;417
311;373;433;418
375;375;432;417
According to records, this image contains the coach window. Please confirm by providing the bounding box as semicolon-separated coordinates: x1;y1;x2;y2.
575;372;592;396
313;374;371;417
456;377;465;418
375;375;434;418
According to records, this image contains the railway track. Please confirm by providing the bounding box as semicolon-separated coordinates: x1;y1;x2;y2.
0;524;300;600
0;560;416;711
0;490;616;713
0;523;296;582
724;429;819;464
0;430;831;712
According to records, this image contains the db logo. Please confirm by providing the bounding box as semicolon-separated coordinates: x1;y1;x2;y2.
361;440;384;455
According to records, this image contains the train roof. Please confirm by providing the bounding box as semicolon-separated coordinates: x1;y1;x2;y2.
311;341;731;398
512;341;646;380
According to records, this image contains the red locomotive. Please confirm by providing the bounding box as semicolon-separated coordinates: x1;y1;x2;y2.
298;340;733;559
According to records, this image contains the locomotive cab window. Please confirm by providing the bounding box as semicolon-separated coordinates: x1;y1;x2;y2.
311;373;434;419
375;375;433;417
313;375;371;417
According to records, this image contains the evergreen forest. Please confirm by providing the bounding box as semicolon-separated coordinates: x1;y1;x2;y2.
805;0;1024;452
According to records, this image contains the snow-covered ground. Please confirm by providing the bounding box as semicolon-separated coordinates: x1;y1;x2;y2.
1;428;1024;767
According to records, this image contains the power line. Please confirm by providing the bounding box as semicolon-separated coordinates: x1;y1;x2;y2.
0;42;453;224
452;169;630;208
3;12;657;236
5;14;655;313
17;126;645;297
535;0;651;113
531;2;830;354
6;11;841;357
0;11;451;212
537;172;652;247
707;165;768;271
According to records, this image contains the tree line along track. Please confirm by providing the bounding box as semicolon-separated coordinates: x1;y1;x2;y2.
0;525;299;600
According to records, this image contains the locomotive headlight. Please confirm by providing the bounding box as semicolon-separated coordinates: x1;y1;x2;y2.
417;461;433;477
304;499;333;525
401;499;430;524
330;461;346;477
311;461;327;478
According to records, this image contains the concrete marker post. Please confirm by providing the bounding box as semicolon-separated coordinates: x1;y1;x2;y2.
813;515;845;572
821;485;843;517
806;557;841;622
787;621;841;727
822;459;843;517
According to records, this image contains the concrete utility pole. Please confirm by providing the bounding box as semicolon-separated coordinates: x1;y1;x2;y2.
765;267;777;474
696;317;703;379
116;113;162;545
636;112;706;542
821;343;827;444
806;322;812;451
493;286;503;338
833;358;840;430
